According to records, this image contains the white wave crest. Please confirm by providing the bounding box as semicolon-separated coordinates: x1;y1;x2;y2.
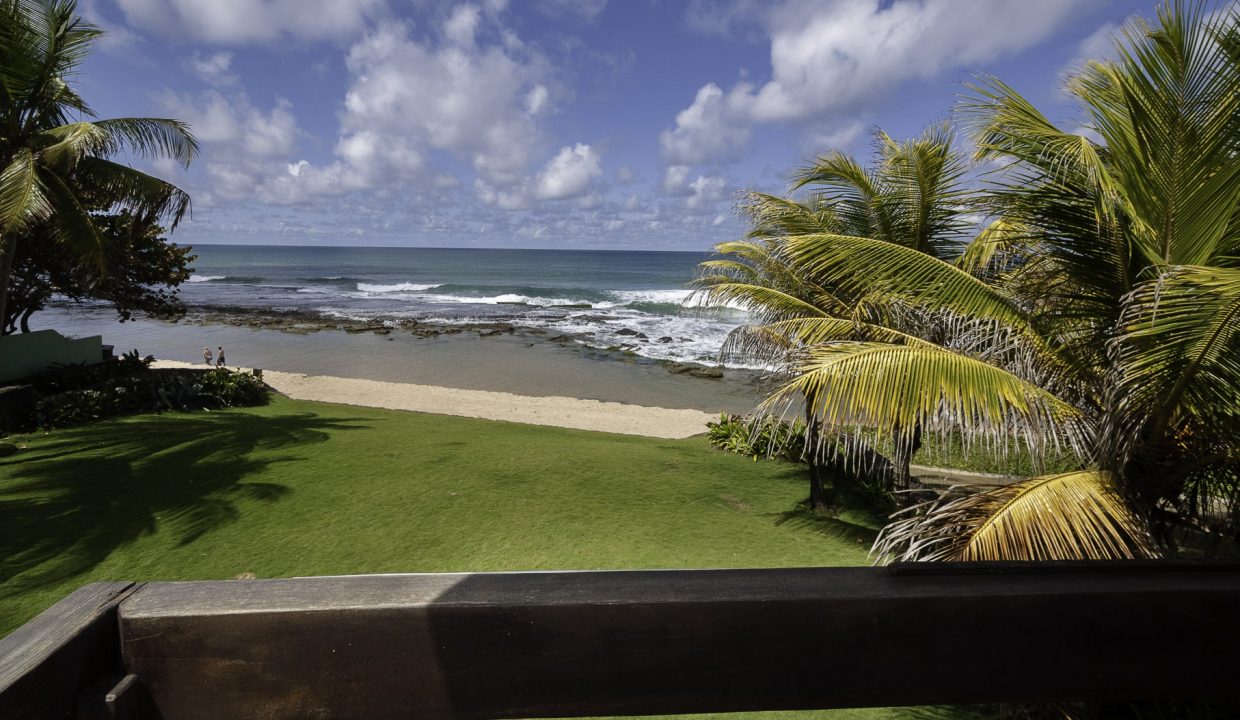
609;289;693;304
188;274;225;283
356;282;441;293
419;293;599;307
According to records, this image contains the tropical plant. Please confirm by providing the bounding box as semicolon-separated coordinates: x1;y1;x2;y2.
690;121;978;508
773;0;1240;561
0;0;197;333
4;209;194;333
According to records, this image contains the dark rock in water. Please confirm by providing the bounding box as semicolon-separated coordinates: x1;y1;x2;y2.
665;363;695;374
689;367;725;379
479;329;503;337
0;442;17;458
616;328;640;336
657;336;674;343
373;329;391;335
634;333;648;340
554;303;592;309
547;335;575;343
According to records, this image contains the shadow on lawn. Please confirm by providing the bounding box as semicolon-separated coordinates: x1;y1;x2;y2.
772;506;882;549
0;409;367;597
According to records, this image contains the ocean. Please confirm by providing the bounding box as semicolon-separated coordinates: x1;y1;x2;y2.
179;245;746;367
31;244;764;411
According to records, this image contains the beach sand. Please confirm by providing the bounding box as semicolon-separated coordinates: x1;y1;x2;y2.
153;360;716;439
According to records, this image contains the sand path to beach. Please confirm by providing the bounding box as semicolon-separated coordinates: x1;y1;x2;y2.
152;360;716;439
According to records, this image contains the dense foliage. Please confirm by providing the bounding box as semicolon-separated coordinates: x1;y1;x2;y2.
3;210;194;333
695;2;1240;560
0;0;196;334
35;367;268;429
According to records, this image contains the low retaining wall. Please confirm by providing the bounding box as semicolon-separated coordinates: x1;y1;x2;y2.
0;330;103;384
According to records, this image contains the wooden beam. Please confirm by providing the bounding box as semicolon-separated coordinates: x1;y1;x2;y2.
0;582;136;720
116;564;1240;719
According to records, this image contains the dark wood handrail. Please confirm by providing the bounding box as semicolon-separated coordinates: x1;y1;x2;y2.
3;563;1239;719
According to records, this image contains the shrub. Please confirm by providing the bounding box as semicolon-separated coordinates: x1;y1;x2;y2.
35;368;268;429
706;413;806;462
28;348;153;394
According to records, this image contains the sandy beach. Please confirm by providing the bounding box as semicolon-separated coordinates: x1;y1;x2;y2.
153;360;716;439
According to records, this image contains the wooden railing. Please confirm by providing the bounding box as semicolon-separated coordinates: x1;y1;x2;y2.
2;563;1239;719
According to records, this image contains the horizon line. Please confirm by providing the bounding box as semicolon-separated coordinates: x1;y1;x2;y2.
182;242;714;253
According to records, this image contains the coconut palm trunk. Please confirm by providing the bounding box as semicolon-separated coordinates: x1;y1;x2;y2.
804;408;830;512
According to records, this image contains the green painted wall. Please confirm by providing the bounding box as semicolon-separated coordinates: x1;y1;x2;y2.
0;330;104;383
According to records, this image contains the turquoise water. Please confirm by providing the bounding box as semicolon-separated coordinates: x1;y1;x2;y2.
180;245;746;366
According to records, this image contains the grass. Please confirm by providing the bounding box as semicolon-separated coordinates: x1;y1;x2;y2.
0;396;976;719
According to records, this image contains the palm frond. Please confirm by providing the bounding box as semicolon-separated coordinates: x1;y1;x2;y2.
955;218;1020;274
760;342;1090;458
764;316;939;350
873;471;1160;562
685;281;829;321
782;232;1034;334
739;191;834;238
40;166;103;269
74;156;192;228
0;146;52;230
1108;265;1240;461
38;121;111;167
93;118;199;168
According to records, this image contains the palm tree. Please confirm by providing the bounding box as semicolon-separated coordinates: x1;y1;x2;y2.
760;0;1239;561
0;0;197;334
690;122;977;508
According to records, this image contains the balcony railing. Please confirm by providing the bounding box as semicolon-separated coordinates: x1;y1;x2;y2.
2;563;1239;719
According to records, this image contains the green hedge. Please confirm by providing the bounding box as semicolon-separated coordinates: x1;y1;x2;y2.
36;368;268;429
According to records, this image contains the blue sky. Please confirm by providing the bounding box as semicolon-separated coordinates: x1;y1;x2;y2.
77;0;1150;250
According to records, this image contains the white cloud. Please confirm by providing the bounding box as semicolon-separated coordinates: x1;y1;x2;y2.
1059;20;1122;82
443;4;481;46
662;165;692;195
115;0;386;44
533;144;602;200
338;18;550;185
1075;21;1121;66
477;143;604;208
659;83;751;166
663;0;1082;166
804;121;865;155
686;174;727;210
160;90;298;159
187;51;236;86
536;0;607;21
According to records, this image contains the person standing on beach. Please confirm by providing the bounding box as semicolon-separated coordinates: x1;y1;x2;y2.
203;347;213;365
216;346;226;368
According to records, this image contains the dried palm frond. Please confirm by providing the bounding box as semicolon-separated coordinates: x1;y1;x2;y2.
872;470;1160;562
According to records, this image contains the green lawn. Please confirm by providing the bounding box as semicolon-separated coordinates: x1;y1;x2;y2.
1;396;973;720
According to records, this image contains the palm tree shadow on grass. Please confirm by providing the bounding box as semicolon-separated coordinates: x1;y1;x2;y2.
771;506;882;549
769;469;894;549
0;410;369;597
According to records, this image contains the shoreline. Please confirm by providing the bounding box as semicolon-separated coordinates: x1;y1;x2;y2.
174;303;739;378
153;360;717;439
36;306;766;414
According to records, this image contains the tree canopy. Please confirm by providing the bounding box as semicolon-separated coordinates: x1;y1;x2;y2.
0;0;196;334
